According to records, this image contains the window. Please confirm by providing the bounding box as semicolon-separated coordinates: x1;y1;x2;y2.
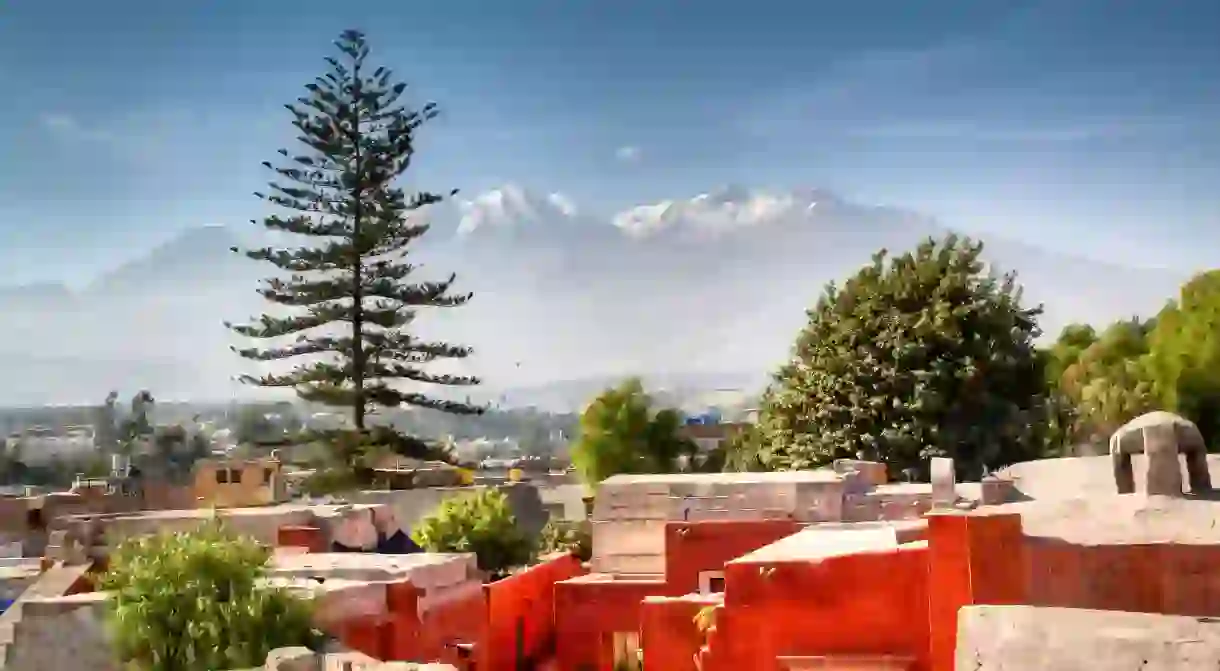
698;570;725;595
263;468;274;485
216;468;239;485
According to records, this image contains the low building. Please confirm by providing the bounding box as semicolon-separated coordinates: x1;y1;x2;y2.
193;456;286;508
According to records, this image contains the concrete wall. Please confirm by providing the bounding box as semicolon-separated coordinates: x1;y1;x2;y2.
956;606;1220;670
257;646;457;670
997;454;1220;500
4;592;115;671
590;472;850;577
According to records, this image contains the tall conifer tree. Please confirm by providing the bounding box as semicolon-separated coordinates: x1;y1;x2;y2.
228;30;481;447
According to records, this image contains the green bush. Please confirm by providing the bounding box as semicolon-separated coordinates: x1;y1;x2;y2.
748;235;1050;477
538;519;592;562
100;521;320;671
411;489;533;579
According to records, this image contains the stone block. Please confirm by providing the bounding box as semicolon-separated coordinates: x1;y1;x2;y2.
957;605;1220;670
930;457;956;509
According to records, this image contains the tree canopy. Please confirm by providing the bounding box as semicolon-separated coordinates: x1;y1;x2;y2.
411;488;533;579
100;522;319;671
227;30;482;467
569;377;697;485
747;235;1049;477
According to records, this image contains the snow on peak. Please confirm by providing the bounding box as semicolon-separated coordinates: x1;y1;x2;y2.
611;186;831;238
457;184;578;235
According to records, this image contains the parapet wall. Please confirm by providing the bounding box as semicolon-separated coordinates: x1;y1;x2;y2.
255;646;457;670
957;605;1220;670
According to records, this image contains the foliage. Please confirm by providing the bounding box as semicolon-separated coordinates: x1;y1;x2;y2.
227;30;482;469
720;424;767;472
747;235;1049;477
411;488;533;578
570;378;697;486
1145;270;1220;445
1045;319;1158;450
538;518;592;562
99;522;320;671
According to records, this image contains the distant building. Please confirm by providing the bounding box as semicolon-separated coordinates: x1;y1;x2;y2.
193;456;286;508
7;425;97;466
678;421;749;453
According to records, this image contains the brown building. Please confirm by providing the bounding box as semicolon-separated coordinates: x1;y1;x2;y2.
193;457;286;508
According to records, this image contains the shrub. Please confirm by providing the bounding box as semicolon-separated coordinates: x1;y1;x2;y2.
411;488;533;579
538;519;592;562
100;521;320;671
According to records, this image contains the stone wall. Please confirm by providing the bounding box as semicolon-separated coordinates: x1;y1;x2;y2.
254;646;456;670
4;592;115;671
957;605;1220;670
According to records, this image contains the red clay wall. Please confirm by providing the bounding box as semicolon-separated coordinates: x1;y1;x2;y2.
925;513;1027;671
483;552;587;671
555;576;664;671
712;542;932;671
640;596;719;671
1026;540;1220;616
555;520;804;670
664;520;803;593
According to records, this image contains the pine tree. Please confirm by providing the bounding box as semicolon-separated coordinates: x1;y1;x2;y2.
228;30;482;453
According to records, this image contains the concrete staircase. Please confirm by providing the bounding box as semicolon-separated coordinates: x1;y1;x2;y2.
0;562;91;667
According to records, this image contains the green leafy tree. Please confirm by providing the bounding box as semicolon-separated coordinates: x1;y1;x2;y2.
1147;270;1220;445
411;489;533;579
227;30;482;470
1049;319;1157;449
749;235;1049;477
570;378;697;486
100;522;320;671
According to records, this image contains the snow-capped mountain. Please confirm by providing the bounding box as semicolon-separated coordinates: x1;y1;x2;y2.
0;185;1188;406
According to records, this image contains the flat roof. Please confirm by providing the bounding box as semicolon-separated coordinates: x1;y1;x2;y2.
729;520;926;564
600;471;844;485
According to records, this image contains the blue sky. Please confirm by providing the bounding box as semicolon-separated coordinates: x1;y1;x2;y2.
2;0;1219;286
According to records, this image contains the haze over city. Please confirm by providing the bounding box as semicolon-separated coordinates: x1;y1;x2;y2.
1;0;1218;405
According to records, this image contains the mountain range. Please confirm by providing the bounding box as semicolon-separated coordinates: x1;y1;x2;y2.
0;185;1189;410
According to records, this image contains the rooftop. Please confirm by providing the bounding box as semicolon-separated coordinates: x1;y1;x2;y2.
600;471;844;485
985;493;1220;545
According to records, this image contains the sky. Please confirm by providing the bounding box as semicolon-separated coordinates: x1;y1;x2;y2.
2;0;1220;287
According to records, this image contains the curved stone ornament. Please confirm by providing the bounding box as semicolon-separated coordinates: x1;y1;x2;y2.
1109;411;1211;496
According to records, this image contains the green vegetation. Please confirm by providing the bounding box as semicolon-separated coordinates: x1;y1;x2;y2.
538;518;592;562
100;522;320;671
743;236;1050;477
1044;269;1220;452
227;29;482;479
411;488;534;578
570;377;697;485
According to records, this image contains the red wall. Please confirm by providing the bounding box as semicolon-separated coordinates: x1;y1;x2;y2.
1026;540;1220;615
711;542;931;671
664;520;803;593
640;596;719;671
554;520;807;671
483;552;587;671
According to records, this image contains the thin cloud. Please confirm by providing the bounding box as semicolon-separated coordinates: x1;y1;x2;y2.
844;118;1187;143
615;145;642;162
40;113;117;143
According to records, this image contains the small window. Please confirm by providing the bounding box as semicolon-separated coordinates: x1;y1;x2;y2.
698;570;725;595
216;468;239;485
263;468;274;485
